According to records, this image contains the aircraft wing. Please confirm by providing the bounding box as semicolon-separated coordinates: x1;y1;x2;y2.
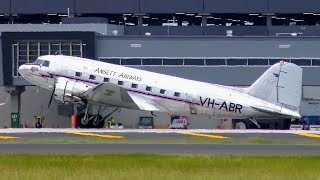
83;82;162;111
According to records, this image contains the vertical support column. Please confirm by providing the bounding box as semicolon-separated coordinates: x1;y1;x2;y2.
200;14;209;35
201;15;207;27
5;86;25;128
137;15;144;35
138;15;143;27
266;15;272;36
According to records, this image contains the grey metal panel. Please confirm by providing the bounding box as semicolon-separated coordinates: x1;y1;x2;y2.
124;26;140;35
204;26;268;36
97;36;320;58
140;26;169;36
11;0;74;14
136;66;265;86
204;0;268;13
269;0;320;13
13;77;32;86
0;24;124;36
140;0;203;13
269;26;320;36
61;17;108;24
303;86;320;99
302;67;320;86
169;26;203;36
0;0;10;14
134;66;320;86
0;38;3;85
75;0;139;13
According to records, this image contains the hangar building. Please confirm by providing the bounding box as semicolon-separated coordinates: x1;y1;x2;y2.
0;0;319;129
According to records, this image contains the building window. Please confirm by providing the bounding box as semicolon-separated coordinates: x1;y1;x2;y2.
89;75;96;80
103;78;109;82
131;84;138;88
163;59;183;65
291;59;311;66
142;59;162;65
121;59;142;65
75;72;82;77
312;59;320;66
248;59;268;65
205;59;226;66
118;81;124;85
174;92;181;97
146;86;152;91
184;59;205;66
100;58;121;65
160;89;166;94
226;59;247;66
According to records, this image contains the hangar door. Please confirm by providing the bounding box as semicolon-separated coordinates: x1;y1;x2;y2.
12;41;85;76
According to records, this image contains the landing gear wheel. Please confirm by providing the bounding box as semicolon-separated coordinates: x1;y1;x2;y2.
77;113;93;128
92;115;105;128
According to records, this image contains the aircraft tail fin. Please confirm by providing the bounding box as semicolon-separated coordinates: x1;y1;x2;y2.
247;61;302;111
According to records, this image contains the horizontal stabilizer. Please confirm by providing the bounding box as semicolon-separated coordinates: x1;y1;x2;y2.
251;105;301;118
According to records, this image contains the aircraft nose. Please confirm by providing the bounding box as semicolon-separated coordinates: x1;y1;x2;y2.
18;65;28;75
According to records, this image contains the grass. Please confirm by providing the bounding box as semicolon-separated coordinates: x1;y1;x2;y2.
0;154;319;180
1;136;320;145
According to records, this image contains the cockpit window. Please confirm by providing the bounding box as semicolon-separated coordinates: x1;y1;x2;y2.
42;60;50;67
34;59;50;67
34;59;44;65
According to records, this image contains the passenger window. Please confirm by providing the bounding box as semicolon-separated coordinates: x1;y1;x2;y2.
160;89;166;94
174;92;180;97
89;75;96;80
131;84;138;88
75;72;82;77
103;78;109;82
146;86;152;91
118;81;123;85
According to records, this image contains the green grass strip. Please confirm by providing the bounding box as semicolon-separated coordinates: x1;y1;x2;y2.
0;154;319;180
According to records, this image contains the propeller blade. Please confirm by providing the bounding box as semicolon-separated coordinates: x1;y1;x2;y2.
48;90;54;108
48;82;56;108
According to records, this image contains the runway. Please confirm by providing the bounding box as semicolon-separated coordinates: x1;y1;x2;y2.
0;129;319;155
0;144;320;155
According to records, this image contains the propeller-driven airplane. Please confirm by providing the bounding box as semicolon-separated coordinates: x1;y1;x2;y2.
18;55;302;128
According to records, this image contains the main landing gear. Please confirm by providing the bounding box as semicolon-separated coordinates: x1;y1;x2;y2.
77;104;119;129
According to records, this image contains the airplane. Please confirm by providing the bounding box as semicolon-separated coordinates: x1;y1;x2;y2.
18;55;302;128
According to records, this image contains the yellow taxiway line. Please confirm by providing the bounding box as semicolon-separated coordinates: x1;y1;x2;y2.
294;132;320;138
0;136;19;139
68;132;124;139
178;132;229;139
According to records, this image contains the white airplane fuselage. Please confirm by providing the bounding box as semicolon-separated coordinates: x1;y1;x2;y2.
18;55;301;119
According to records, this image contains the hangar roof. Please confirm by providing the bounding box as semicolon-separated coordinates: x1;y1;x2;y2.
0;0;320;14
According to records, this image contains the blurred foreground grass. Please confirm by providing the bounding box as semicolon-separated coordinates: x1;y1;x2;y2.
0;154;319;180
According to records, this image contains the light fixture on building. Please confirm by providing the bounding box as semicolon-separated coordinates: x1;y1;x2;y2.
112;30;118;36
226;30;233;37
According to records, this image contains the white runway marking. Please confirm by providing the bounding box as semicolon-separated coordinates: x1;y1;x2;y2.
0;128;319;134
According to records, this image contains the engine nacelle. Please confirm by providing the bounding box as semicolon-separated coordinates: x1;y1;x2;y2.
54;77;92;103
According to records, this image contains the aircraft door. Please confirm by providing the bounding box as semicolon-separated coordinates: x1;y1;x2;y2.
186;92;198;115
